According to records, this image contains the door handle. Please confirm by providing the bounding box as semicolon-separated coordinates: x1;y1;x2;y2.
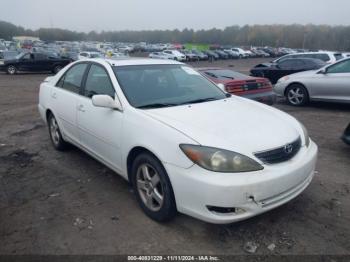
51;93;57;99
77;104;85;112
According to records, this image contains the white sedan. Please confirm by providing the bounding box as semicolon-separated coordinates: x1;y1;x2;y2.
38;58;318;224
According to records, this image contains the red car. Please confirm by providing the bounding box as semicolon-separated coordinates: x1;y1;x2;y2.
198;67;276;105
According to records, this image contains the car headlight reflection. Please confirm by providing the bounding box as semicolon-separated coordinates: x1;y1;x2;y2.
180;144;264;173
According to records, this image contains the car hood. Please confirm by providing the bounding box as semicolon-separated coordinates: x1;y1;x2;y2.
142;97;301;158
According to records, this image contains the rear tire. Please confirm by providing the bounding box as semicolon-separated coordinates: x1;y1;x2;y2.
131;153;177;222
7;65;17;75
286;84;309;106
47;113;69;151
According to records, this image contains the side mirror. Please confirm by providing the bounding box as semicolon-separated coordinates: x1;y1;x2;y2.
217;83;226;91
92;94;122;111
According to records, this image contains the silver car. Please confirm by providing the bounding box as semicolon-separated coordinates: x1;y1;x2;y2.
274;57;350;106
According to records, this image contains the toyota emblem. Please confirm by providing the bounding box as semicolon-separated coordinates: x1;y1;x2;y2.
284;144;293;154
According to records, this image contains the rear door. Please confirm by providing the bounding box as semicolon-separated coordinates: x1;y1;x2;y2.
50;63;89;143
77;63;123;171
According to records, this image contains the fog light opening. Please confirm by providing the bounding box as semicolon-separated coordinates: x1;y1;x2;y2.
207;206;246;215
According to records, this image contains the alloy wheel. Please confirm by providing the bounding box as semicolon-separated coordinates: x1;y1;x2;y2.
7;66;16;75
287;87;305;105
50;116;60;146
136;163;164;212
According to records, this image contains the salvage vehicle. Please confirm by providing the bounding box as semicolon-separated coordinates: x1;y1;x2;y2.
198;67;275;105
341;123;350;145
2;52;71;74
274;57;350;106
38;58;318;224
251;58;325;84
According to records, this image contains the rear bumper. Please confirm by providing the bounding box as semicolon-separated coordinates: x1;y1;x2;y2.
165;141;318;224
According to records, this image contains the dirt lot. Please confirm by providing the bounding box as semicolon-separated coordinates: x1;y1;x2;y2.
0;58;350;256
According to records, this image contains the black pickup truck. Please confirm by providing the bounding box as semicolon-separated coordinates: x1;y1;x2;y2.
0;52;71;74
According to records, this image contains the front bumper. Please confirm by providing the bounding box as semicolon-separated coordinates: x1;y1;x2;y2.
165;140;318;224
274;81;289;96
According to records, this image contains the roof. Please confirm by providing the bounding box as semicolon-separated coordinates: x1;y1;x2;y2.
92;57;184;67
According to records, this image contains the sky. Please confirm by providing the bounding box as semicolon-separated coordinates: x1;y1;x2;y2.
2;0;350;32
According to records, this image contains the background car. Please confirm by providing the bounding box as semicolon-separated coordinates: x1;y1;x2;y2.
78;52;103;60
191;50;208;60
181;50;200;61
251;58;326;84
162;50;186;61
274;51;344;64
213;50;229;59
198;67;275;105
203;50;219;60
274;57;350;106
2;52;71;74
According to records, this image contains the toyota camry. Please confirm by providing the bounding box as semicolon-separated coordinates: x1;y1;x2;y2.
38;58;318;224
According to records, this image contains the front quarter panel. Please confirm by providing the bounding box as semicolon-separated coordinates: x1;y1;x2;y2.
120;108;197;176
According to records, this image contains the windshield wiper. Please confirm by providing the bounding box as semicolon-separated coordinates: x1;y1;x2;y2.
179;97;220;105
137;103;179;109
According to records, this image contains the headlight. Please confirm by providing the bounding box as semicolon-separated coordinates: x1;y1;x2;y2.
299;122;310;147
180;144;264;173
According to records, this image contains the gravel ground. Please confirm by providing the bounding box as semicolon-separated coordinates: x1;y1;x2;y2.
0;58;349;256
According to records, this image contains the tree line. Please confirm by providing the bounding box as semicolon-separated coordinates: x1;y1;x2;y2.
1;20;350;51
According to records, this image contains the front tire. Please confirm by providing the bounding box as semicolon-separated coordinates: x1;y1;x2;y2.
286;84;309;106
131;153;177;222
7;65;17;75
48;113;69;151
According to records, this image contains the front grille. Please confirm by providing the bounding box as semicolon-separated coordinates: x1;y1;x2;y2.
254;137;301;164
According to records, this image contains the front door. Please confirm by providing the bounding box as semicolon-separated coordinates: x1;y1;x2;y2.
77;63;123;171
312;59;350;101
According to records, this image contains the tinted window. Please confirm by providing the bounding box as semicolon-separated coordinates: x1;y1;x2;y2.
327;59;350;73
84;64;115;98
22;53;31;60
34;53;47;60
57;63;88;93
278;59;304;69
313;54;330;62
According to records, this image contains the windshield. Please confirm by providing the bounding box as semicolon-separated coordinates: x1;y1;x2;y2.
113;65;226;109
90;53;102;58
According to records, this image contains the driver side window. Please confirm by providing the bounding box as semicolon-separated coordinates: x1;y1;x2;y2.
84;64;115;98
327;60;350;74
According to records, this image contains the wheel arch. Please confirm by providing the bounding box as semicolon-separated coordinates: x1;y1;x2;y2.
284;81;310;97
126;146;163;185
